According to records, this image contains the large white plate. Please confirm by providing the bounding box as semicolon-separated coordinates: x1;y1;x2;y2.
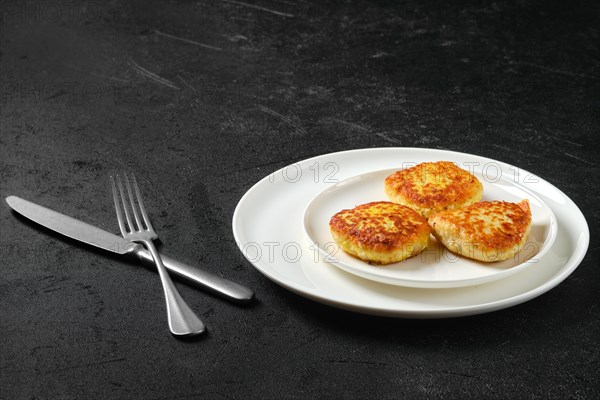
303;168;557;288
232;148;589;318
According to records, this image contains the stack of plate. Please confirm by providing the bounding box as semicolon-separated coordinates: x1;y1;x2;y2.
233;148;589;318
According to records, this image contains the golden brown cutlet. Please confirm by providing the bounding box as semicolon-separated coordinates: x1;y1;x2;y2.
329;201;431;265
384;161;483;218
428;199;532;262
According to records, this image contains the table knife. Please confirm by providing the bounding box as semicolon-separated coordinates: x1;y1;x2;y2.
5;196;254;304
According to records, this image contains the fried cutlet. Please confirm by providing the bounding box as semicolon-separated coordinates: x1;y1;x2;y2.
329;201;431;265
384;161;483;218
428;199;532;262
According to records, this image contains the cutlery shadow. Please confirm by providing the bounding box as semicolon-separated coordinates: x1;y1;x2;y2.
175;330;210;342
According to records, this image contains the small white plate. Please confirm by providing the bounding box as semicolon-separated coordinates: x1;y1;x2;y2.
303;168;558;288
232;148;589;318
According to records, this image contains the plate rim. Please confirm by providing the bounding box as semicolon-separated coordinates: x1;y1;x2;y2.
232;147;590;318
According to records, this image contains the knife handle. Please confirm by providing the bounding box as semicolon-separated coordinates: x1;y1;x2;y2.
134;248;255;304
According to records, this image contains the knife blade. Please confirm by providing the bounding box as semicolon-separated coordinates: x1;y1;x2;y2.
6;196;254;304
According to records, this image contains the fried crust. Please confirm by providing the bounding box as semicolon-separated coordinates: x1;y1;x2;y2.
329;201;431;264
384;161;483;218
428;200;532;262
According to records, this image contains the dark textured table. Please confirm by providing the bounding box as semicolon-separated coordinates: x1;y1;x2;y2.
1;1;598;398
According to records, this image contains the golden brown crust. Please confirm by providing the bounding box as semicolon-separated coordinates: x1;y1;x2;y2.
384;161;483;218
329;201;431;264
428;200;532;262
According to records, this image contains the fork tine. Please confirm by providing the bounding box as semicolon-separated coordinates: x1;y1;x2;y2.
116;174;135;232
131;174;154;231
124;173;144;232
110;175;128;235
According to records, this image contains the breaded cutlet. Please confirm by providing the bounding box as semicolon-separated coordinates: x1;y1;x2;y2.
329;201;431;265
384;161;483;218
428;199;532;262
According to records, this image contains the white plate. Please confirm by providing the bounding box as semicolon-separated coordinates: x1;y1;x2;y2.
232;148;589;318
303;168;558;288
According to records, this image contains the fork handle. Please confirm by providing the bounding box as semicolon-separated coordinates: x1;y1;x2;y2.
141;240;206;337
134;248;255;304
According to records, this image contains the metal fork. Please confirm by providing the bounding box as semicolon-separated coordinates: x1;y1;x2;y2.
110;173;205;337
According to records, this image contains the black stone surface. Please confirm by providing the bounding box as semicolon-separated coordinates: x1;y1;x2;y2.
1;1;598;399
